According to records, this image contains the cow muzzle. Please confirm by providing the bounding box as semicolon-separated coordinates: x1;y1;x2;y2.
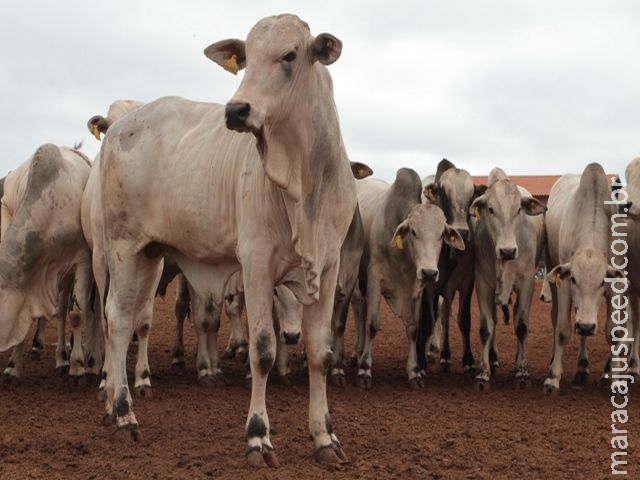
282;331;301;346
225;102;252;131
498;247;518;260
575;322;596;336
419;268;439;283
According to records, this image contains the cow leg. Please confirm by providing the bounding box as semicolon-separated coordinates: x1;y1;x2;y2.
84;286;105;379
573;336;590;385
30;317;46;360
171;274;190;369
133;323;152;397
404;307;423;388
438;295;451;372
190;287;226;386
475;278;496;389
350;288;365;367
3;340;25;383
223;293;248;362
489;317;499;373
357;274;381;389
330;289;351;386
458;283;475;374
206;300;227;384
544;281;572;394
242;264;278;467
103;245;161;437
513;280;534;388
69;263;94;381
55;278;72;375
303;263;348;464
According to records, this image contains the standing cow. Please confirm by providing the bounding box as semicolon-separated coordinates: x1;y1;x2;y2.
544;163;625;393
471;168;546;389
0;144;93;383
99;15;355;466
355;168;465;388
419;159;487;374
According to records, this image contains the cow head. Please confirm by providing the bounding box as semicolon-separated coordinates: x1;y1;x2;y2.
391;203;465;294
204;14;342;200
272;285;302;345
423;159;487;241
470;173;545;260
546;249;624;336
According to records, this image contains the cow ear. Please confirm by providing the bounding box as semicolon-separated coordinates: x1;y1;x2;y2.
521;196;546;216
443;225;465;251
546;264;571;287
470;195;486;218
423;183;439;203
391;220;410;250
350;161;373;179
473;184;488;198
204;39;246;74
606;265;625;279
312;33;342;65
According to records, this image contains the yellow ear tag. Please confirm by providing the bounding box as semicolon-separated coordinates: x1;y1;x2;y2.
223;54;239;75
91;124;101;141
449;235;456;243
555;277;562;288
393;235;404;250
326;40;333;49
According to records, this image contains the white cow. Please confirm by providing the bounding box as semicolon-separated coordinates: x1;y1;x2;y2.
544;163;623;393
355;168;465;388
471;168;546;389
0;144;92;383
99;15;355;466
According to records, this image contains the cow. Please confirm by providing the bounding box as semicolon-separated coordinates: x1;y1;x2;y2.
470;168;546;390
354;168;465;389
543;163;624;393
0;144;92;383
619;158;640;381
98;15;356;466
419;159;487;374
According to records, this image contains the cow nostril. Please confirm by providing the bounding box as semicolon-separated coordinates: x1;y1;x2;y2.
499;248;517;260
421;268;438;281
225;102;251;129
575;322;596;336
283;331;301;345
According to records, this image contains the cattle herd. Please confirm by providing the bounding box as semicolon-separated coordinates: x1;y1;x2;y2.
0;14;638;469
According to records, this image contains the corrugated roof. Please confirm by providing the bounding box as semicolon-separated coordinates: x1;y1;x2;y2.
471;174;619;197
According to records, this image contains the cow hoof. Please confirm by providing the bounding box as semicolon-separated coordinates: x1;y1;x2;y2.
330;373;346;387
2;373;19;388
30;349;42;361
315;444;349;464
356;375;372;390
97;388;107;402
114;424;142;442
247;447;279;468
408;377;424;389
135;385;153;399
597;376;612;389
475;380;490;392
516;377;531;389
236;348;249;364
573;371;589;385
102;413;115;427
426;353;437;365
56;365;70;377
543;384;559;396
198;373;230;387
440;360;451;373
170;360;186;370
221;347;236;360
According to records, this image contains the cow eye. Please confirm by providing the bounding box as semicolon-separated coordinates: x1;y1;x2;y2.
488;206;494;215
570;276;576;285
411;228;417;237
282;51;297;62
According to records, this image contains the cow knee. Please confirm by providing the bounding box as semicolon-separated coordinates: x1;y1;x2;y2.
516;321;527;341
255;331;275;376
137;323;150;338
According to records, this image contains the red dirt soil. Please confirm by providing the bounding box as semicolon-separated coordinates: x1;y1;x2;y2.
0;282;637;479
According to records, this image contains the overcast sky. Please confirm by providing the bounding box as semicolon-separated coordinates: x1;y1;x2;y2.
1;1;639;182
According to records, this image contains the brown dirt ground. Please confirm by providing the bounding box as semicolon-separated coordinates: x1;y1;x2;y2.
0;281;637;480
